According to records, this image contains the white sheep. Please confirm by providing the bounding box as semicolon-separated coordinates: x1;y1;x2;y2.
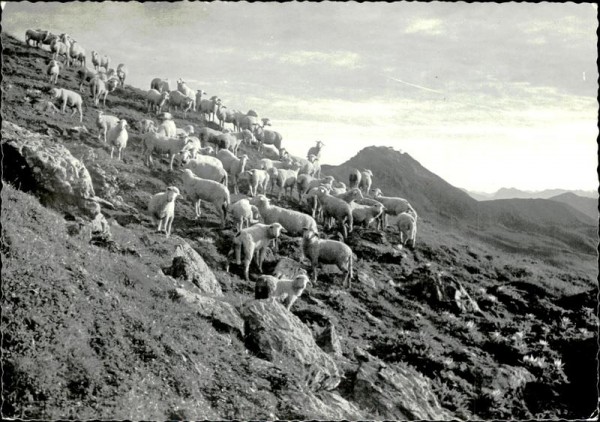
372;188;418;228
197;126;223;147
25;29;51;47
302;227;353;287
195;89;207;112
231;222;287;280
156;114;177;137
150;78;170;93
298;154;318;177
254;125;283;155
179;146;222;168
255;274;310;310
275;167;300;201
397;212;417;249
116;63;128;87
46;59;60;84
359;169;374;195
50;40;70;65
216;105;238;130
183;159;228;186
49;87;83;122
107;119;128;160
250;194;317;236
216;150;249;195
146;89;170;114
181;169;230;226
90;77;107;107
199;96;221;122
230;199;261;232
148;186;180;238
76;66;102;92
316;186;363;239
69;41;86;67
350;201;385;230
176;79;196;111
175;125;194;138
96;110;120;143
307;140;324;160
349;168;362;189
168;90;194;117
258;157;293;172
246;169;270;197
142;132;189;170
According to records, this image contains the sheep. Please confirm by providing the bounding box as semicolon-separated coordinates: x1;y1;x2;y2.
197;126;223;147
257;274;310;310
46;59;60;84
229;198;261;232
39;32;59;50
76;67;102;92
146;89;170;114
240;114;261;132
69;41;86;67
397;212;417;249
230;222;286;280
139;119;156;134
261;144;281;160
150;77;170;93
142;132;190;170
359;169;374;195
311;157;322;179
302;227;353;287
96;110;120;143
183;159;228;186
350;201;385;230
100;54;110;71
316;187;363;239
296;173;315;202
372;188;418;228
25;29;50;47
349;169;362;189
176;79;196;111
178;143;220;166
216;149;249;194
49;87;83;122
181;168;230;226
195;89;207;112
216;105;238;130
213;130;254;155
258;157;293;171
148;186;180;237
354;197;386;230
91;51;101;70
307;140;325;160
298;154;318;177
168;90;194;117
330;182;347;196
90;77;107;107
116;64;128;87
199;96;220;122
246;169;270;197
275;168;299;201
254;125;283;154
50;40;70;66
250;195;317;236
304;175;336;196
107;119;129;160
156;113;177;137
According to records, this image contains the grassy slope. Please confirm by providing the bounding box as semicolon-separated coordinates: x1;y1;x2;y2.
1;32;598;419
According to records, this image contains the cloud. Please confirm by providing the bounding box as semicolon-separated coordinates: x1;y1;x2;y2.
279;50;362;68
404;18;444;35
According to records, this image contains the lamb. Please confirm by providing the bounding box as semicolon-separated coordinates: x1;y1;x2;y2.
150;78;170;93
146;89;170;114
254;125;283;154
168;90;194;117
183;159;228;186
214;130;253;155
397;212;417;249
359;169;374;195
46;59;60;84
76;67;102;92
142;132;190;170
348;169;362;189
354;197;386;230
229;223;286;280
216;105;238;130
104;76;120;103
107;119;129;160
229;199;261;232
266;274;310;310
148;186;180;237
181;168;230;226
304;175;336;196
199;96;221;122
250;195;318;236
316;187;363;239
179;144;221;167
25;29;50;47
49;87;83;122
275;168;299;201
372;188;418;227
350;201;385;230
176;79;196;111
50;40;70;66
90;77;107;107
302;227;353;287
69;41;86;67
258;157;293;171
96;110;120;143
307;140;324;160
156;113;177;137
246;169;270;197
116;64;128;87
216;150;249;195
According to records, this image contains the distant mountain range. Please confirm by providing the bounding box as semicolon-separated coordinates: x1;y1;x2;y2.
322;146;598;256
463;187;598;201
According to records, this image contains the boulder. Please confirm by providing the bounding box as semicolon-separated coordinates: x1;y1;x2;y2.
279;390;365;420
172;288;244;337
163;242;222;296
315;323;343;356
351;348;455;420
2;121;96;213
240;299;341;391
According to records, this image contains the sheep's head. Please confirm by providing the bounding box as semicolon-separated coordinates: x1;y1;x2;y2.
181;169;194;179
302;227;319;242
372;188;382;197
268;223;286;238
166;186;180;201
350;188;364;200
250;194;269;207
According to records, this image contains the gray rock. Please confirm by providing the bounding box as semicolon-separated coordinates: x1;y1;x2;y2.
280;390;365;420
163;242;222;296
315;323;343;356
241;299;341;391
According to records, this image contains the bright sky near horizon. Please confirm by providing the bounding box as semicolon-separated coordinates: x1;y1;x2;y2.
3;1;598;193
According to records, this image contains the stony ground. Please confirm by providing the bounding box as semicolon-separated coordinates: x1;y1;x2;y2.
1;32;598;419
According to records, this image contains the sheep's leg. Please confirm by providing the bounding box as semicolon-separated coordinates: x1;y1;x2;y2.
258;247;268;272
165;216;174;237
110;147;115;159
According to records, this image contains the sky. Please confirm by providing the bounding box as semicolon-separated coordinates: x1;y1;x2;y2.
2;1;598;193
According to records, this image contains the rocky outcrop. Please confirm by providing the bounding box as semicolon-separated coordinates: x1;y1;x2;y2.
2;121;96;214
240;299;341;391
280;390;365;420
163;242;222;296
350;348;455;420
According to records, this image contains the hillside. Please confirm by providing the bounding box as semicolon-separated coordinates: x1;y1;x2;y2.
466;187;598;201
1;32;599;420
548;192;598;220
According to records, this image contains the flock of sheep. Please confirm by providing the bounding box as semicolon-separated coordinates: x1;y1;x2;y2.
23;27;419;310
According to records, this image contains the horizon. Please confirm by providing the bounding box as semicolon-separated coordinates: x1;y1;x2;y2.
2;1;598;192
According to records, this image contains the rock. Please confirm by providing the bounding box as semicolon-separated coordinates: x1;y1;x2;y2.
351;350;455;420
173;288;244;337
347;231;402;263
315;323;343;356
240;299;341;391
280;390;365;420
2;121;95;213
273;257;306;279
357;271;377;289
163;242;222;296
